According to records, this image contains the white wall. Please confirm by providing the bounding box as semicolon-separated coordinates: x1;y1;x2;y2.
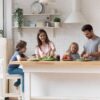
4;0;100;98
12;0;100;57
0;0;3;30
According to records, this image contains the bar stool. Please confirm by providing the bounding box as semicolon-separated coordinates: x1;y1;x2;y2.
0;59;23;100
0;38;23;100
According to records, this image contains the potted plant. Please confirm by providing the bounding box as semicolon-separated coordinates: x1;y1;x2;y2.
14;8;24;30
0;30;3;37
53;17;61;27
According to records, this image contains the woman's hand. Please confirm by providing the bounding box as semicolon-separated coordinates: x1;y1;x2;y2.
50;50;55;57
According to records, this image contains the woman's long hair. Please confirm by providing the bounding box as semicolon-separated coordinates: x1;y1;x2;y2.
37;29;50;47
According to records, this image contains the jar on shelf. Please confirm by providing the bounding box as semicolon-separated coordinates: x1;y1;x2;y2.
45;17;51;27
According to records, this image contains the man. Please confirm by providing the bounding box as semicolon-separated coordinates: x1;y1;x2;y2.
81;24;100;60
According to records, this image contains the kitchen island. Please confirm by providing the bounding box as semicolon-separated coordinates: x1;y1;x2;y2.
10;61;100;100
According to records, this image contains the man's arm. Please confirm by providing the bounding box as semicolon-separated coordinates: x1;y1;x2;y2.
89;48;100;57
89;42;100;57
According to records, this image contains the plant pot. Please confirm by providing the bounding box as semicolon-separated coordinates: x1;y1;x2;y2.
54;22;60;28
14;20;18;27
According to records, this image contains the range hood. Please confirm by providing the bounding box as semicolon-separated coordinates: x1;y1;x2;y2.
39;0;48;4
64;0;86;23
39;0;55;4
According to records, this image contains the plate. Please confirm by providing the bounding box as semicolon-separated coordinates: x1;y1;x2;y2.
31;1;44;14
76;58;92;62
62;59;72;61
27;57;39;61
40;57;57;61
41;59;56;61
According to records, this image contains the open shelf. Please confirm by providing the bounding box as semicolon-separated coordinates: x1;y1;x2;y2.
12;13;60;16
13;26;60;29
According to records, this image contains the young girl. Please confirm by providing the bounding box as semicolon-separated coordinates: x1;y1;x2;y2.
8;40;27;92
35;29;56;58
65;42;80;60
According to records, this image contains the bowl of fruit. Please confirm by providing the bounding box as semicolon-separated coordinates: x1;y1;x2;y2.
62;54;73;61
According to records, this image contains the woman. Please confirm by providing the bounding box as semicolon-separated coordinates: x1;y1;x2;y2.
35;29;56;58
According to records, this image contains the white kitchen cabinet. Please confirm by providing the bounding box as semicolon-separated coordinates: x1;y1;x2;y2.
10;61;100;100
